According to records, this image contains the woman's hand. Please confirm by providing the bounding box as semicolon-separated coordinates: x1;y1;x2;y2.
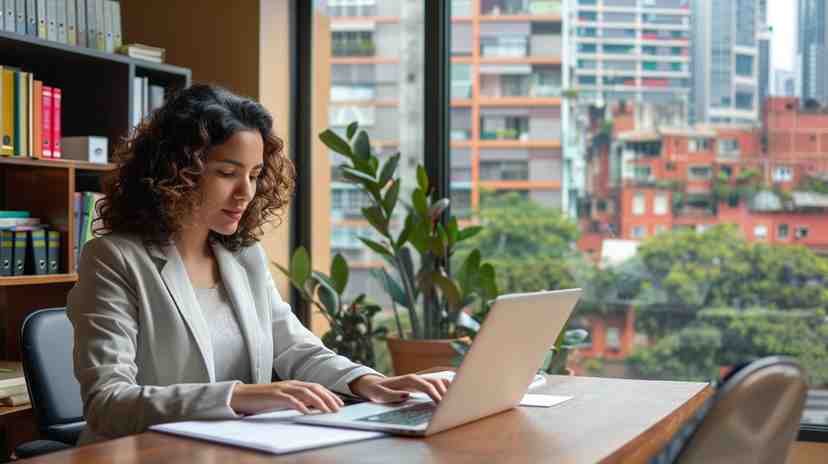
348;374;451;404
229;381;345;415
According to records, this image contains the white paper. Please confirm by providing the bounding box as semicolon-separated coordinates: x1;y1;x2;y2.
150;413;385;455
519;394;572;408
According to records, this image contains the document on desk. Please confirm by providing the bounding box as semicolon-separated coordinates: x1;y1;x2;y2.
150;409;386;455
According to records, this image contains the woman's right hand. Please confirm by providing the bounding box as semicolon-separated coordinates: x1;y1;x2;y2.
229;381;345;415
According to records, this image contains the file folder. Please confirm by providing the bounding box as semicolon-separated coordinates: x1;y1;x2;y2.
47;230;60;273
29;229;47;275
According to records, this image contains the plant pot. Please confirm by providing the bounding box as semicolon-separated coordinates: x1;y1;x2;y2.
386;336;470;375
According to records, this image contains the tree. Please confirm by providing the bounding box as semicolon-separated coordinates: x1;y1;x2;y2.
454;192;580;295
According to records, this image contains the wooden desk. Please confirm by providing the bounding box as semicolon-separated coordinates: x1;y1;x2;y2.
22;376;712;463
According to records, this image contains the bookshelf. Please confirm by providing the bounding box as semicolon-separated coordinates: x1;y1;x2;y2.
0;28;191;367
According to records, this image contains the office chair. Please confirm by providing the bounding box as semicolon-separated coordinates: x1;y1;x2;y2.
15;307;86;459
652;356;808;464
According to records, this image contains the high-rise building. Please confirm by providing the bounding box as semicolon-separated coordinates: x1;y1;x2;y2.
798;0;828;104
568;0;692;107
323;0;567;299
774;69;798;96
692;0;761;124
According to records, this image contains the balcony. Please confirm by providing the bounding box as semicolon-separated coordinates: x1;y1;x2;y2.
481;0;562;16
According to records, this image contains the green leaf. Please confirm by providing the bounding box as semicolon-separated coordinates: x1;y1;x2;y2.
479;263;499;299
330;253;349;294
429;235;445;258
457;249;481;295
396;215;414;249
447;217;459;247
290;247;311;286
352;131;371;161
399;247;417;299
341;166;375;184
369;157;379;176
428;198;450;223
378;153;400;187
316;278;340;318
362;205;389;237
273;260;305;293
370;268;409;308
319;129;352;157
417;165;429;192
412;189;428;217
431;271;462;310
358;237;393;258
382;179;401;217
458;226;483;242
407;217;429;254
346;121;359;140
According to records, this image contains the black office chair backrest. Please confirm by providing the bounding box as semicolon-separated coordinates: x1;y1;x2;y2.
20;307;85;444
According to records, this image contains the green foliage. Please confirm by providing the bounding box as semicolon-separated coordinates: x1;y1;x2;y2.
797;175;828;194
319;122;499;340
626;325;722;381
274;247;387;368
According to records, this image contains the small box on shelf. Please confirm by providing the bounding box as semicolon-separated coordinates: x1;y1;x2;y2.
61;136;107;164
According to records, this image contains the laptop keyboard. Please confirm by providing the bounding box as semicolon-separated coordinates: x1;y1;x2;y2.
356;402;436;426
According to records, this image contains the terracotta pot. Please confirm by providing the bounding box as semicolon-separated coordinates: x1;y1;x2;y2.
386;336;470;375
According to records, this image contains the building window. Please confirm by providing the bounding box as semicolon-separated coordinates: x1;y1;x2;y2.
795;226;809;239
754;225;768;240
654;192;668;215
735;55;753;76
633;165;652;180
773;166;793;182
631;226;646;238
633;192;646;216
718;139;740;155
606;327;621;351
688;165;712;180
735;91;754;110
778;224;789;240
688;138;711;152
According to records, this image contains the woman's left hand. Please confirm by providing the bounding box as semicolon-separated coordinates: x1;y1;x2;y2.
348;374;450;404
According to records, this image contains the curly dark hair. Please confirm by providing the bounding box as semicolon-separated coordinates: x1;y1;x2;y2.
97;83;295;251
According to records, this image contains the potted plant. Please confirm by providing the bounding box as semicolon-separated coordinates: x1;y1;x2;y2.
319;122;499;374
540;328;589;375
274;248;386;368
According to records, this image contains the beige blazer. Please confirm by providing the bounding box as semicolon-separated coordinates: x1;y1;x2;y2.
67;234;379;445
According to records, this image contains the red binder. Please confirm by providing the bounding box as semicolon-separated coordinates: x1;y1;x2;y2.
51;87;62;158
41;86;52;158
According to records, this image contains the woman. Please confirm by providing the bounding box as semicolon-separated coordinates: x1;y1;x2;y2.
67;84;448;445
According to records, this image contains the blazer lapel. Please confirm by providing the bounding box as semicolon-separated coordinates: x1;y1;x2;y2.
149;243;216;382
212;243;262;384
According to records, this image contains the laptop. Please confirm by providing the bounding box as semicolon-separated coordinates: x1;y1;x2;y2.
294;288;582;436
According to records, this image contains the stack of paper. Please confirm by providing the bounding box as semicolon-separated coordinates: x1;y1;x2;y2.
0;362;28;407
151;409;385;455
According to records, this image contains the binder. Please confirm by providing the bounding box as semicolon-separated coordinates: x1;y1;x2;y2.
94;0;103;51
25;0;34;35
12;230;26;276
102;0;110;52
4;0;14;33
45;0;55;41
26;72;33;157
51;87;61;158
41;85;52;158
65;0;75;45
36;0;45;38
75;0;84;47
47;230;60;273
31;79;42;158
15;0;24;33
73;191;80;270
1;68;13;156
28;229;47;275
55;0;65;43
12;71;27;157
110;0;119;49
84;0;93;48
0;231;12;276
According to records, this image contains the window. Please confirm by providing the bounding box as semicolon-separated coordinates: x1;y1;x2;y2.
718;139;740;155
654;193;668;215
735;91;754;110
633;165;652;180
688;166;712;180
795;226;809;239
633;192;646;215
606;327;622;351
754;225;768;240
688;138;711;152
773;166;793;182
735;55;753;76
778;224;789;240
631;225;646;238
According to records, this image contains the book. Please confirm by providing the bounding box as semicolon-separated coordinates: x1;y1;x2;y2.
12;70;27;157
0;210;30;218
84;0;94;48
29;229;48;275
11;229;27;275
1;68;12;156
41;85;52;158
117;43;166;63
73;191;80;270
94;0;103;51
0;383;26;398
45;0;56;41
55;0;65;43
148;85;165;112
32;79;42;158
3;0;13;33
0;218;39;227
0;362;25;390
14;0;23;33
110;0;119;49
0;392;30;406
51;87;61;158
131;76;141;128
25;0;35;36
0;230;12;276
102;0;111;52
